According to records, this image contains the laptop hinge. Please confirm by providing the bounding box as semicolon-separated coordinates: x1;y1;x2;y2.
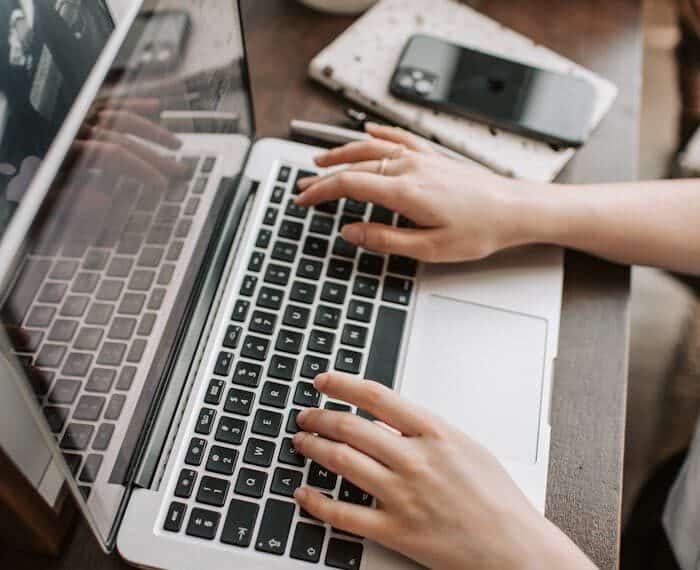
132;176;258;490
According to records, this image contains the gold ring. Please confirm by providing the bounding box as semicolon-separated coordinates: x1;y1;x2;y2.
378;158;388;176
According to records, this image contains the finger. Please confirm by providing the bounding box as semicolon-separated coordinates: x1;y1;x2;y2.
90;127;186;178
297;159;404;192
68;140;167;188
294;171;416;218
314;139;406;168
294;486;388;540
342;222;439;260
93;110;182;149
296;408;405;467
365;122;435;153
292;432;393;500
92;97;161;115
314;372;439;437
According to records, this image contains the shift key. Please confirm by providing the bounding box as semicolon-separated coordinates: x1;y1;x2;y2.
255;499;295;555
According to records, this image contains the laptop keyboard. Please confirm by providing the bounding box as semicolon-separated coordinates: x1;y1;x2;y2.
2;155;217;500
163;164;417;568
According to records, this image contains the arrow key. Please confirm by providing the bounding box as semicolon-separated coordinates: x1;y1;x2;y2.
290;522;325;563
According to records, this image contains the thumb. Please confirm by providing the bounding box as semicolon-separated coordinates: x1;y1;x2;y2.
342;222;437;260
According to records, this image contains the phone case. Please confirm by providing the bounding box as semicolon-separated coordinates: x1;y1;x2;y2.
308;0;618;182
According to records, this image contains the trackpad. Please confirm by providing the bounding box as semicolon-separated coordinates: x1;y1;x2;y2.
400;295;548;464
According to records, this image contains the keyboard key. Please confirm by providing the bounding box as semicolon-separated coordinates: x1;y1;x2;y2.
252;409;283;437
271;467;303;497
358;253;384;276
39;282;67;304
333;236;357;259
60;423;94;450
215;416;247;445
44;406;68;432
294;382;320;407
137;246;164;268
268;354;297;381
214;351;233;376
63;452;82;475
309;214;334;235
308;462;337;490
36;344;65;368
303;236;329;258
202;156;216;173
263;207;278;226
255;499;295;555
49;379;81;403
327;258;353;281
290;281;316;304
120;293;146;315
264;264;291;286
108;317;136;340
326;538;364;570
271;186;285;203
321;282;347;305
51;260;78;281
370;205;394;225
279;437;306;467
104;394;126;420
341;324;368;348
185;437;207;466
74;326;103;350
294;169;316;194
193;176;208;194
78;454;102;483
86;303;113;325
339;479;373;506
308;329;335;354
256;229;272;248
353;276;379;299
164;502;187;532
344;199;367;216
63;352;93;376
244;437;276;467
26;306;55;328
260;381;290;408
233;361;262;387
279;220;303;241
339;215;362;232
206;445;238;476
205;379;226;405
116;366;136;391
221;499;259;548
73;395;105;421
186;507;220;540
278;166;291;182
347;300;373;323
257;287;284;310
249;310;277;335
175;469;197;498
195;408;217;435
383;276;413;305
72;272;99;294
128;269;155;291
364;306;407;391
315;199;339;215
290;522;325;563
248;251;265;272
240;275;258;297
315;305;341;329
286;409;301;434
223;325;242;349
224;388;255;416
388;255;418;277
286;199;308;219
397;215;416;228
232;299;251;322
241;335;270;361
157;263;175;286
93;423;114;450
297;258;323;280
61;295;89;317
234;468;268;499
275;329;303;354
283;305;310;329
301;355;329;378
335;349;363;374
271;241;297;263
325;402;352;412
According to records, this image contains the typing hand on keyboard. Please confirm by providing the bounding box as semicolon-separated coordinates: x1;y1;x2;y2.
292;372;593;570
296;123;536;265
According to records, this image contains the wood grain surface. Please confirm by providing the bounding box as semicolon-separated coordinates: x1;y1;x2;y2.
0;0;641;568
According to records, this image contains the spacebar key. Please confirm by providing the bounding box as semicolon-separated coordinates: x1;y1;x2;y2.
364;306;407;390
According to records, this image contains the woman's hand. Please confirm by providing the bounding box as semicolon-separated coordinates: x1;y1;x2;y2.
295;123;543;263
293;373;596;570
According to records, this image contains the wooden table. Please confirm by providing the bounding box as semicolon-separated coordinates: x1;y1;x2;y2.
1;1;641;568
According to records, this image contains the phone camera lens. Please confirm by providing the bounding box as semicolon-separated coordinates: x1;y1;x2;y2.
398;73;415;89
414;79;434;96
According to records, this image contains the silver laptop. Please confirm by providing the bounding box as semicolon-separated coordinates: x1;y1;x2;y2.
0;1;563;568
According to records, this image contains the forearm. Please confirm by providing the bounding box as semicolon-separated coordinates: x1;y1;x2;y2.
514;179;700;275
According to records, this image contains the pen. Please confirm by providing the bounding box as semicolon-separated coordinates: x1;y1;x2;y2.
289;119;472;164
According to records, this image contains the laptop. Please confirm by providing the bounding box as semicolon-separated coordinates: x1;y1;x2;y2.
0;1;563;569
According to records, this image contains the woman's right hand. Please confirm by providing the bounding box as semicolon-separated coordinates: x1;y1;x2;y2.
295;123;543;263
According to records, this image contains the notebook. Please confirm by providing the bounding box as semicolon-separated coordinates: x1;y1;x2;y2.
309;0;618;182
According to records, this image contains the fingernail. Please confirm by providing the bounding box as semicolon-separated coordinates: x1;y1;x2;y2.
294;487;307;500
293;432;306;445
313;373;328;389
342;224;363;245
296;409;308;424
365;121;379;130
297;177;314;189
293;194;307;206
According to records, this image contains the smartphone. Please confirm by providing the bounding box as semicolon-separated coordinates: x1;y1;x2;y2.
390;34;598;147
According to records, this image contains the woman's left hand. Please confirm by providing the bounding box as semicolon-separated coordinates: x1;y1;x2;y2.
293;372;596;570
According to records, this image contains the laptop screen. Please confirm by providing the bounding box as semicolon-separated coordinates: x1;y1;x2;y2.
0;0;253;550
0;0;113;241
